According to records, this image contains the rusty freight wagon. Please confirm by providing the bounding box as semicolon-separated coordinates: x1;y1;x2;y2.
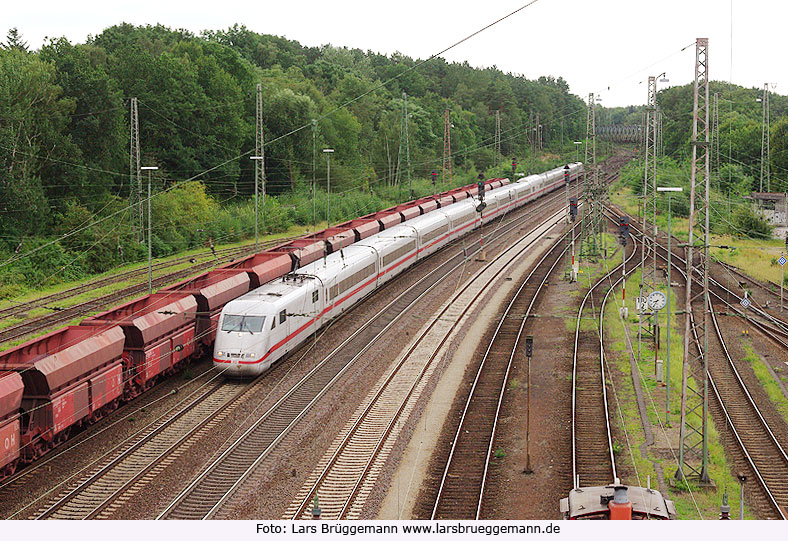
160;269;251;347
80;293;198;396
0;372;24;475
0;326;125;460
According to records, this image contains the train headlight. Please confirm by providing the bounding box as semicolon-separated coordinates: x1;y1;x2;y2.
217;351;224;357
245;353;255;358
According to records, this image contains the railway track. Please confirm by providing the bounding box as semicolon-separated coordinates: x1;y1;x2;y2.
0;238;294;346
284;211;568;521
620;213;788;520
5;168;574;520
427;222;575;520
606;204;788;341
571;231;641;489
0;359;217;499
158;194;574;520
717;260;788;319
32;378;252;519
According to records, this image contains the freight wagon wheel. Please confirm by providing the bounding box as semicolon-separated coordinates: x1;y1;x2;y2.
1;461;17;478
53;427;71;447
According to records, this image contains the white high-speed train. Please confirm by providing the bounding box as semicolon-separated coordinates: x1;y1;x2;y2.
214;163;583;376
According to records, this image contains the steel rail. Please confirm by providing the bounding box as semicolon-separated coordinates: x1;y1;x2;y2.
571;233;641;488
157;187;573;520
429;221;576;520
620;210;788;520
34;379;250;519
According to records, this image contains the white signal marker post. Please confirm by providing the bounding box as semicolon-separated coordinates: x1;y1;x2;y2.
778;253;786;312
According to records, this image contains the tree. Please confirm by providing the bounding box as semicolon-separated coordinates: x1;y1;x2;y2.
0;48;77;240
3;28;28;52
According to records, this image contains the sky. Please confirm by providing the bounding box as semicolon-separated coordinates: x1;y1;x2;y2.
5;0;786;107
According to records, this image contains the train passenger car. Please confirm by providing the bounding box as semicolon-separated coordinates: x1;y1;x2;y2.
214;245;379;376
356;224;418;286
408;211;452;259
439;199;477;242
561;484;676;520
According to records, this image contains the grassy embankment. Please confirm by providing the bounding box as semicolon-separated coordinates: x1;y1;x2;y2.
568;233;754;518
609;183;786;285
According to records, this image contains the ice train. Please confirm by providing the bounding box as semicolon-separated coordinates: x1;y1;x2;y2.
213;163;583;376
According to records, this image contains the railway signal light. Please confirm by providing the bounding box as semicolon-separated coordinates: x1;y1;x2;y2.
569;198;578;221
564;164;570;183
477;173;485;201
524;334;534;474
618;216;630;246
512;159;517;180
431;170;437;189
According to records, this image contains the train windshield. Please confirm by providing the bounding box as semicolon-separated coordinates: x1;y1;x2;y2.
221;315;265;333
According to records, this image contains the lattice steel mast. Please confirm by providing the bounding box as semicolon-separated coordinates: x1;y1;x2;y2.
129;97;142;242
254;83;266;248
638;76;659;363
711;92;720;174
677;37;711;484
442;107;452;187
404;93;412;198
580;93;597;259
495;109;502;168
760;83;771;192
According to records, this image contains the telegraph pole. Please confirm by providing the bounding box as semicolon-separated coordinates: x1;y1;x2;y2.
760;83;771;192
129;97;142;242
442;108;453;187
677;37;711;485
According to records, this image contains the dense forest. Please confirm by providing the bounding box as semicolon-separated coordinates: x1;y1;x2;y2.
605;80;787;240
605;81;787;194
0;24;587;294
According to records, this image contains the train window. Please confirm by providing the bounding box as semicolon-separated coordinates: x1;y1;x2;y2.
271;318;276;329
312;290;319;303
329;262;376;300
422;223;449;243
280;310;287;323
221;315;265;333
382;240;416;267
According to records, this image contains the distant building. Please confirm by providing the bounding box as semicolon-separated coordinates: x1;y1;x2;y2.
746;192;788;235
748;192;787;225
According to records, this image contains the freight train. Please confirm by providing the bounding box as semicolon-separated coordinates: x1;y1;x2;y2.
0;163;582;479
213;163;583;376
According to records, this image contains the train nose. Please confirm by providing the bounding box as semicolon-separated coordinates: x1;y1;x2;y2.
215;349;246;363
